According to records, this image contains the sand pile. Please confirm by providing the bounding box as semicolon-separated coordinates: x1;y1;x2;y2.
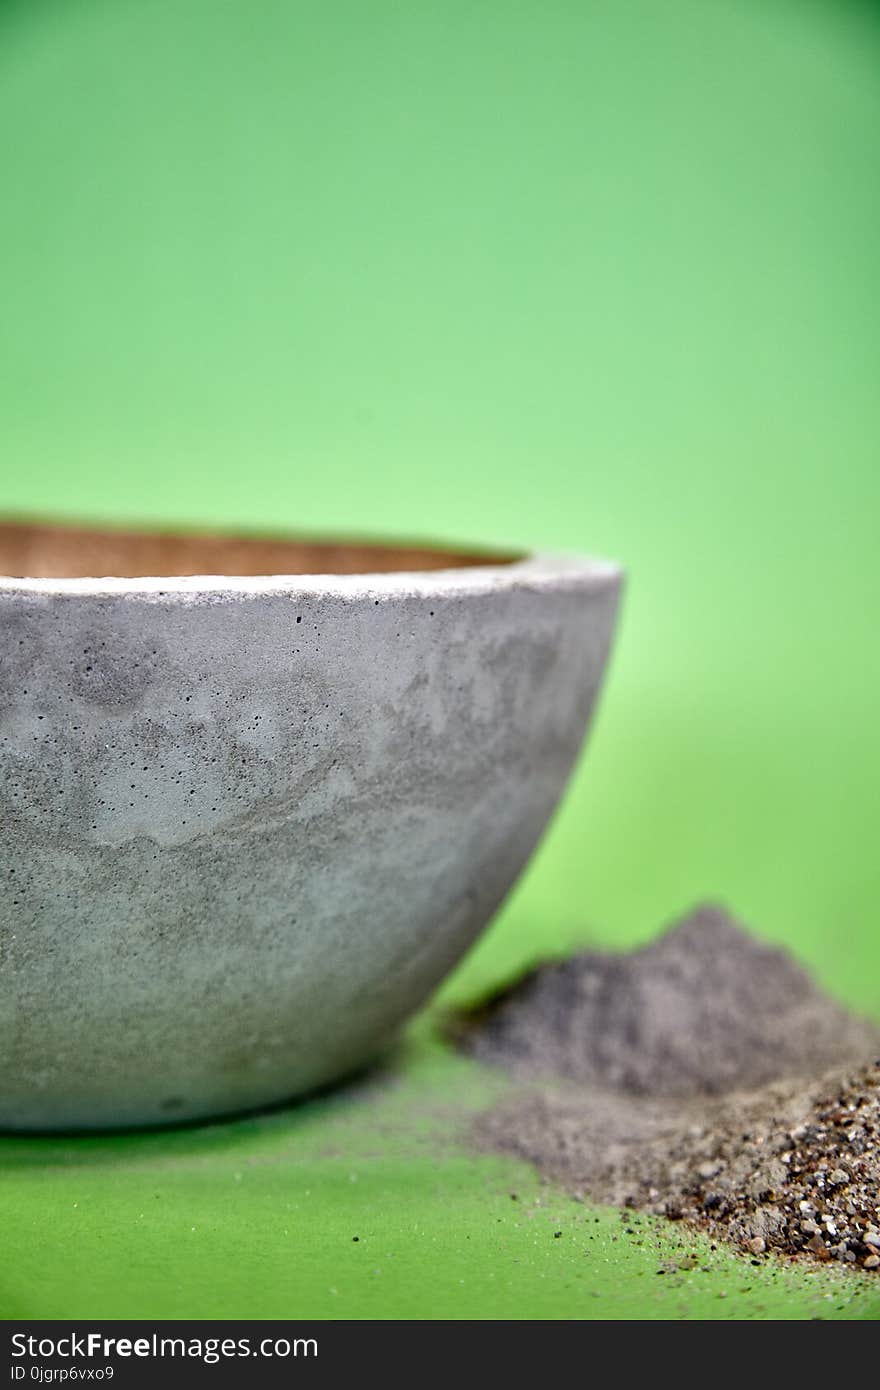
454;905;880;1271
455;905;877;1095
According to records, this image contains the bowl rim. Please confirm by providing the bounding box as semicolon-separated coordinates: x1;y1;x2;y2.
0;550;622;601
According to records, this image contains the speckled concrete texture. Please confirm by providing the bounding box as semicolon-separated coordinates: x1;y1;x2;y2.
0;551;621;1128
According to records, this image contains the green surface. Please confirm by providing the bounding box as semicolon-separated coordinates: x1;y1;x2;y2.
3;1029;878;1321
1;0;879;1319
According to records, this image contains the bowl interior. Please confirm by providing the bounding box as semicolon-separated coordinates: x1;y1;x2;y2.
0;520;521;580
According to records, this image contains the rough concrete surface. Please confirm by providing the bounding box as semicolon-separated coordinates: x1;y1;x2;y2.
0;532;621;1127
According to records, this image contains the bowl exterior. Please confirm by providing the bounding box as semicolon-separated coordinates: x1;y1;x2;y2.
0;558;620;1127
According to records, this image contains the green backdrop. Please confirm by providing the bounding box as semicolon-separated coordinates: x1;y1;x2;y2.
1;0;878;1320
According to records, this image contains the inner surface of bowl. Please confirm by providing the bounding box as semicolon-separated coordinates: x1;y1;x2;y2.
0;520;520;580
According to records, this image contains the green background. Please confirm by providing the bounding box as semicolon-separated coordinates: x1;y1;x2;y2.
1;0;878;1319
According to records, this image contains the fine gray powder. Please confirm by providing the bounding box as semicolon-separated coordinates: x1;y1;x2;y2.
454;904;878;1097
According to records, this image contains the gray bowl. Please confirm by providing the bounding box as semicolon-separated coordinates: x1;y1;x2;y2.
0;521;622;1129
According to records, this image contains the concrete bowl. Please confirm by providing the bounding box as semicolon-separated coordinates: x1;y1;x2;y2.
0;521;622;1129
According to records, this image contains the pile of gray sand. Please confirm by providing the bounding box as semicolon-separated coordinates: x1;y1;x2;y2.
453;905;880;1271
